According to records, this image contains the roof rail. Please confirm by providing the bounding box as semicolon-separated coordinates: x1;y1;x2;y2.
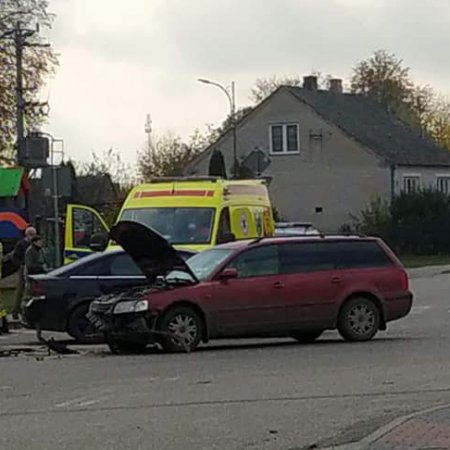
247;233;367;244
276;222;314;228
318;233;367;238
149;176;222;183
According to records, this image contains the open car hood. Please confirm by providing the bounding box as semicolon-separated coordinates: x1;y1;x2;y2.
110;220;198;282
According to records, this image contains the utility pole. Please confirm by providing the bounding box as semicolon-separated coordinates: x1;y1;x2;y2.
14;22;25;165
0;21;45;164
145;113;153;152
145;113;155;170
1;20;50;227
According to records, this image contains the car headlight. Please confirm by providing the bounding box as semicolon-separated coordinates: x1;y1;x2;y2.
113;300;149;315
134;300;149;313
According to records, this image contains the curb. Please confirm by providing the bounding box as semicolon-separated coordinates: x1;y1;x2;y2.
407;264;450;279
320;403;450;450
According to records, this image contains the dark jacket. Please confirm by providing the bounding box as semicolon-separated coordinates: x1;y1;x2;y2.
13;238;31;266
24;245;46;275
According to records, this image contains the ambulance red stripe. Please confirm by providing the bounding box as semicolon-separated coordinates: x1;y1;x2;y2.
135;190;214;198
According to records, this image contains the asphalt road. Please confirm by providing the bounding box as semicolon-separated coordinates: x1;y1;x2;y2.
1;273;450;450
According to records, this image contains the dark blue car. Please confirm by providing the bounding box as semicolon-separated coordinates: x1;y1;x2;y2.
23;248;195;342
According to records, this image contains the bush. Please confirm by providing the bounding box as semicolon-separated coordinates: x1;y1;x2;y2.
349;189;450;255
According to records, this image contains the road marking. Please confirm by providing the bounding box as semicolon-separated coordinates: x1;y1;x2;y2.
55;392;111;408
56;397;90;408
77;396;109;407
410;305;431;314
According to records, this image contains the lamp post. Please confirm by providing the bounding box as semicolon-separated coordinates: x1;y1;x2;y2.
198;78;237;178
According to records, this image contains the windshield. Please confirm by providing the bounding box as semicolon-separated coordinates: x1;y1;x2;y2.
120;208;215;245
167;247;234;282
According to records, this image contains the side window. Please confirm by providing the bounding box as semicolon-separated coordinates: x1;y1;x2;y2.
73;207;105;249
334;241;393;269
74;256;111;276
279;243;335;274
216;207;231;244
109;254;143;276
228;245;279;278
403;176;420;194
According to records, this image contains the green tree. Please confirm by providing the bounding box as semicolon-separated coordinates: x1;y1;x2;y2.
349;190;450;255
208;149;227;178
351;50;413;112
138;132;204;180
422;95;450;151
73;149;135;225
219;106;253;133
250;75;302;103
350;50;450;138
75;148;136;190
0;0;58;159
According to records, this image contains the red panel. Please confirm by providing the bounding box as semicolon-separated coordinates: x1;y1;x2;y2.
0;212;27;230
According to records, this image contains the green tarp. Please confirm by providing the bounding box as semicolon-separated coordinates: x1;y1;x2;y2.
0;168;24;198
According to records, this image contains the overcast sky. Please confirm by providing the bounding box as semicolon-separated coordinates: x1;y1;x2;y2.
44;0;450;165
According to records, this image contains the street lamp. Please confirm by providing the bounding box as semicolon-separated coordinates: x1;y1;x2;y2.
198;78;237;178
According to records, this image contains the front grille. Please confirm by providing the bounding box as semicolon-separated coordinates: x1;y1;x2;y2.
89;301;113;314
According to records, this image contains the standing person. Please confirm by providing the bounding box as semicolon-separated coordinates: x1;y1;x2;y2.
12;226;37;319
24;236;47;278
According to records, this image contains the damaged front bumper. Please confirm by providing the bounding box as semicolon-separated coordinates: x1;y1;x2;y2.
87;298;158;342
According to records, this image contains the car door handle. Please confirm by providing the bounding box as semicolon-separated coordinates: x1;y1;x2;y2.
331;276;342;284
272;281;285;289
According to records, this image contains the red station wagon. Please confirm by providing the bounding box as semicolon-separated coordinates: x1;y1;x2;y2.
88;221;413;353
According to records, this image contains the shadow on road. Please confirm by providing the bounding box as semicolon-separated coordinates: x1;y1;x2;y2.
195;336;421;353
12;335;423;357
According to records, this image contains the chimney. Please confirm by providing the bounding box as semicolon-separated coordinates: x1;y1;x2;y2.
329;78;343;94
303;75;318;91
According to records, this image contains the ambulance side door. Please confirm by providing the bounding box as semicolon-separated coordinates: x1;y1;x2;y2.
64;204;109;265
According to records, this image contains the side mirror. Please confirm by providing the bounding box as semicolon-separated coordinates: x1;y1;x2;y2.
219;267;238;281
222;232;236;243
89;232;108;252
218;232;236;244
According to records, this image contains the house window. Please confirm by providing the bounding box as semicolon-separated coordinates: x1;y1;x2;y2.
403;176;420;194
269;123;299;155
437;177;450;194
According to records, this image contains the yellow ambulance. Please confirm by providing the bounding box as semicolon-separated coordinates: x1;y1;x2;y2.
63;177;275;264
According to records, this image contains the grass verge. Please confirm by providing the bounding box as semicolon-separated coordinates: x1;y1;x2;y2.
400;254;450;269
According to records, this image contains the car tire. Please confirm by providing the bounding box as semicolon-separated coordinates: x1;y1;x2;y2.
108;340;148;355
291;330;323;343
338;297;380;342
159;306;203;353
67;303;100;344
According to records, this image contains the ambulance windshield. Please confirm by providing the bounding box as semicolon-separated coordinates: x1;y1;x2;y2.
121;207;215;245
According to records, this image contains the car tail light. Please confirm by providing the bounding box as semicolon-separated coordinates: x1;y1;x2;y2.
400;270;409;291
31;280;44;297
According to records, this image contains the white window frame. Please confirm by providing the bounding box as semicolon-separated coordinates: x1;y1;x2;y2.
269;123;300;155
436;175;450;194
402;174;421;194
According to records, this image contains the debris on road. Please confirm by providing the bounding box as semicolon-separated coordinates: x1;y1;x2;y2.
36;323;78;355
